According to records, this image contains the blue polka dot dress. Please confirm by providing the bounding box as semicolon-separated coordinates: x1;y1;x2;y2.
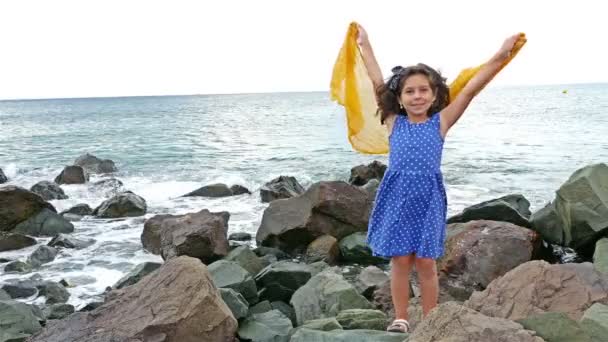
367;112;448;259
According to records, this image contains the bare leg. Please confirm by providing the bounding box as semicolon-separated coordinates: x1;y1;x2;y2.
415;257;439;317
391;254;415;320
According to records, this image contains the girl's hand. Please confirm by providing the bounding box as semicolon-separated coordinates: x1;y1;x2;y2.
497;33;523;60
357;24;370;46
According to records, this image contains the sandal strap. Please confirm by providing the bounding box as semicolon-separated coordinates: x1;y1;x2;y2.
392;319;410;328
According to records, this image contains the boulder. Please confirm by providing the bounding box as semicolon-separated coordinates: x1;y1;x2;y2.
355;266;389;298
517;312;591;342
89;178;124;197
594;238;608;274
290;328;405;341
336;309;387;330
30;181;68;200
112;262;162;289
466;260;608;321
447;194;532;227
359;179;380;201
74;153;117;174
530;202;564;245
0;300;43;341
300;317;343;331
27;245;58;267
54;165;88;184
224;245;265;276
219;288;249;320
0;186;55;232
3;260;33;273
229;232;252;241
0;167;7;183
13;208;74;236
141;213;174;254
437;220;541;300
1;282;37;298
339;232;387;264
260;176;305;203
349;160;387;186
237;309;293;342
230;184;251;195
255;261;313;303
0;232;37;252
48;234;95;249
580;303;608;342
209;260;258;304
183;183;233;197
29;256;238;342
60;203;93;216
43;303;75;320
305;234;339;265
38;281;70;304
93;191;147;218
256;181;372;253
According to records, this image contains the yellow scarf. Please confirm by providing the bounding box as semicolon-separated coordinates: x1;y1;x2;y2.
330;22;527;154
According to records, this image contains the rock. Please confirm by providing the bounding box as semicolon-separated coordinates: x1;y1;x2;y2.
237;309;293;342
580;303;608;342
60;203;93;217
230;184;251;195
543;163;608;251
0;232;37;252
254;246;291;260
300;317;343;331
437;220;541;300
209;260;258;304
249;300;273;315
409;302;544;342
336;309;387;330
0;258;11;264
594;238;608;274
448;194;532;228
0;167;7;183
78;301;103;312
141;213;174;254
466;260;608;321
38;282;70;304
183;183;233;197
1;282;37;298
48;234;95;249
54;165;88;184
89;178;124;197
112;262;162;289
0;186;56;232
530;202;564;245
225;245;265;276
260;176;305;203
305;235;339;265
349;160;387;186
229;232;252;241
359;179;380;201
309;261;331;276
29;256;237;342
13;208;74;237
0;300;43;341
517;312;591;342
3;260;33;274
30;181;68;200
219;288;249;320
356;266;389;298
270;301;297;326
43;303;75;320
339;232;387;264
158;209;230;264
74;153;117;174
290;328;405;341
93;191;147;218
255;261;313;303
0;289;9;300
256;181;372;253
27;245;58;267
290;269;372;325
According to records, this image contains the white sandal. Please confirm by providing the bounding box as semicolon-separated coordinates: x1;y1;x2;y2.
387;319;410;333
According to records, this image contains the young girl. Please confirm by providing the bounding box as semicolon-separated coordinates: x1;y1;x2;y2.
357;24;522;333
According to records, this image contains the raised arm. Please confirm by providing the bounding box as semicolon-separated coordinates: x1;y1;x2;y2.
440;33;525;136
356;24;384;91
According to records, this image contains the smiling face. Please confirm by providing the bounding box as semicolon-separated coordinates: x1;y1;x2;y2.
399;73;437;118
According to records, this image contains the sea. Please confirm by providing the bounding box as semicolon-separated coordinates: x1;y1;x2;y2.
1;83;607;308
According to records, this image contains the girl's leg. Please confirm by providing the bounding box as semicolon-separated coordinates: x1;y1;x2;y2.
415;257;439;317
391;254;415;320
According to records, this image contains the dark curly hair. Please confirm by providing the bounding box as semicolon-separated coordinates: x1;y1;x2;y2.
375;63;449;124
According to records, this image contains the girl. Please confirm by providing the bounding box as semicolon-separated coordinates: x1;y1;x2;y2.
357;24;522;333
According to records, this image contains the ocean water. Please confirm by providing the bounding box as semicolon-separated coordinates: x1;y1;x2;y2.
1;83;607;308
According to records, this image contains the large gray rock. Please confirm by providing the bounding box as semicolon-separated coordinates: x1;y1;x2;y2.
89;178;124;198
209;260;258;304
29;256;237;342
448;194;532;227
534;163;608;251
141;213;174;254
0;300;43;341
260;175;305;203
3;261;33;274
530;202;564;245
290;269;372;325
237;309;293;342
517;312;591;342
158;209;230;264
13;208;74;237
336;309;387;330
409;302;544;342
47;234;95;249
183;183;233;197
349;161;387;186
59;203;93;217
38;282;70;305
30;181;68;201
54;165;88;184
27;245;58;267
224;245;265;276
219;288;249;320
112;262;162;289
290;328;405;342
594;238;608;274
437;220;541;301
2;282;37;298
339;232;387;265
0;232;36;252
0;167;7;184
355;266;389;298
580;303;608;342
93;191;147;218
74;153;117;174
0;186;55;232
43;303;75;320
255;261;313;303
300;317;343;331
256;181;372;254
466;260;608;321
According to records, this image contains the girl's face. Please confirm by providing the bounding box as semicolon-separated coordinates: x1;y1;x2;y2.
399;74;436;118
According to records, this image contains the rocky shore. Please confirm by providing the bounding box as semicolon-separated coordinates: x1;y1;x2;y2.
0;153;607;342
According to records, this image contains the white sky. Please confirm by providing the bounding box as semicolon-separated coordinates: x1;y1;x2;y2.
1;0;606;100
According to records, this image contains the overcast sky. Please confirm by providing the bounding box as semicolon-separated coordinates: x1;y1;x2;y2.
1;0;606;100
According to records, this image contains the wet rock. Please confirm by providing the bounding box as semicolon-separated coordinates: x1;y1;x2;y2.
339;232;387;265
74;153;117;174
3;260;33;274
255;261;313;303
0;186;56;232
38;282;70;304
260;175;305;203
517;311;591;342
43;303;75;320
349;160;387;186
237;309;293;342
224;245;264;276
253;246;290;260
27;245;58;267
48;234;95;249
229;232;252;241
530;202;564;245
2;282;37;298
0;167;7;184
0;300;43;341
89;178;124;197
13;208;74;237
60;203;94;217
112;262;162;289
183;183;233;198
580;303;608;342
448;194;532;227
230;184;251;195
0;232;37;252
209;260;258;304
30;180;68;200
93;191;147;218
54;165;88;184
219;288;249;320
